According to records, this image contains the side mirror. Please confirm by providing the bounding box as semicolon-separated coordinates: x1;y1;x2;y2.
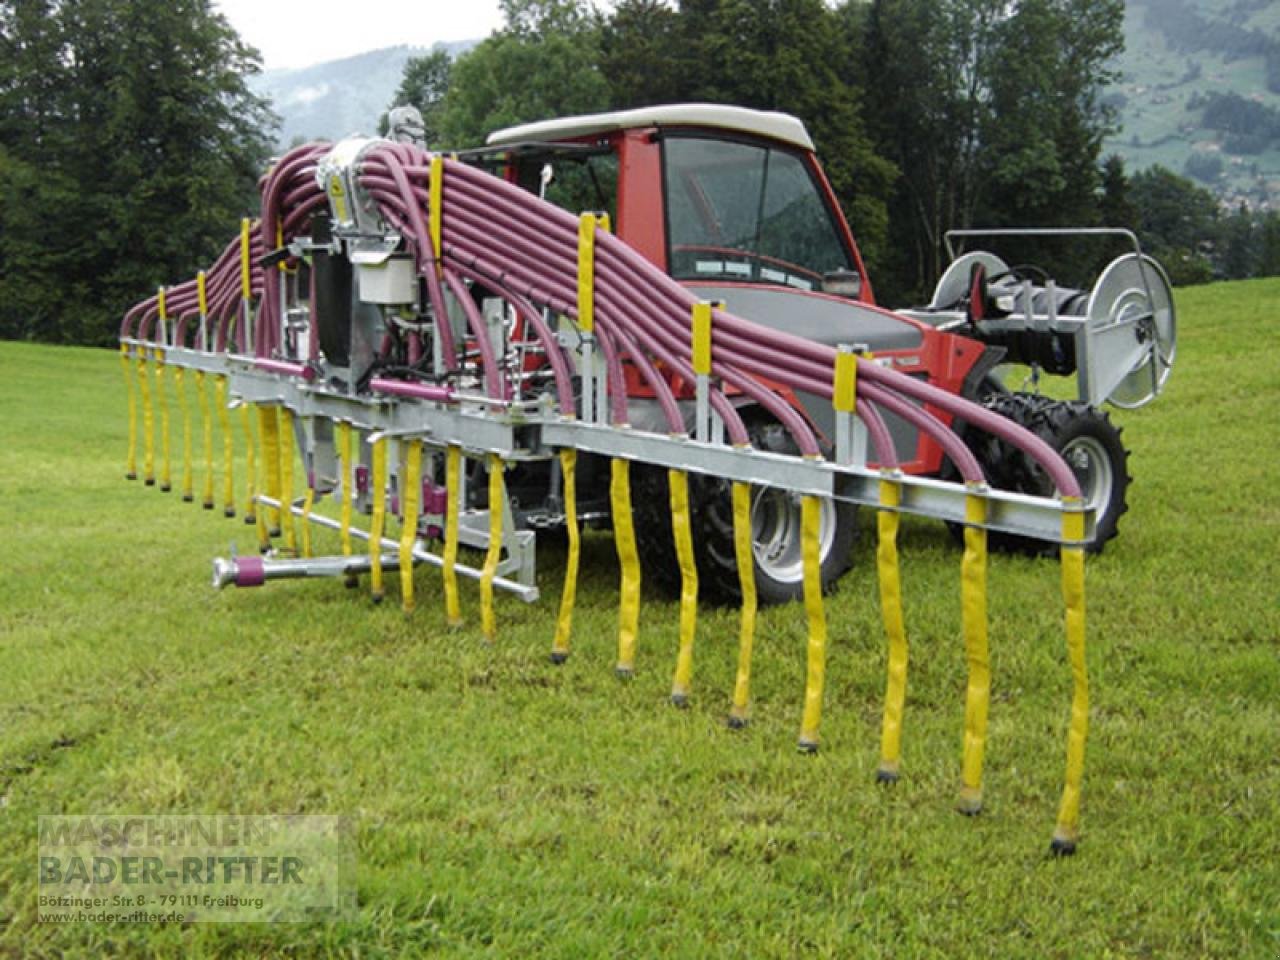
823;268;863;300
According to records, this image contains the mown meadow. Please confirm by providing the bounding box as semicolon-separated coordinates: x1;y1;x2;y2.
1;278;1277;957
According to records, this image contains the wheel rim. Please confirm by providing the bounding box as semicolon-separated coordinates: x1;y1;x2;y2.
1061;435;1114;520
750;489;836;584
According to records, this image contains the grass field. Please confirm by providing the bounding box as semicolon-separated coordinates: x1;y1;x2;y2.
1;279;1278;957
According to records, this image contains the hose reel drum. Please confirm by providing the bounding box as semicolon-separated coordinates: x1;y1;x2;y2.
922;229;1177;409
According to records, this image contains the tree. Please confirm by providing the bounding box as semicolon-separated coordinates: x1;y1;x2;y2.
1220;202;1258;281
978;0;1122;228
1099;154;1137;230
0;0;275;344
599;0;895;282
861;0;1123;300
380;47;452;145
1096;152;1140;267
439;0;610;147
598;0;684;108
690;0;895;271
1128;165;1218;285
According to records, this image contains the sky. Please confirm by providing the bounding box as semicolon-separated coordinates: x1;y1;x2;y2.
212;0;507;71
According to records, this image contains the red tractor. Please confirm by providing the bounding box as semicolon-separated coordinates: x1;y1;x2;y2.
454;103;1173;603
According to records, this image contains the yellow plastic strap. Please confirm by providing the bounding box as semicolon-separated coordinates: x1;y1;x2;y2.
155;349;171;491
252;406;270;551
876;477;908;777
1054;503;1089;849
429;155;444;278
197;270;208;318
729;481;758;724
577;213;598;334
300;487;314;559
259;406;282;531
691;302;712;376
399;440;422;613
216;376;234;514
611;458;641;674
197;371;214;507
551;448;580;659
276;221;287;272
480;453;505;641
240;403;257;524
175;367;193;499
443;444;462;626
121;345;137;479
327;175;349;224
369;436;388;601
240;218;252;300
959;492;990;813
138;352;154;483
278;408;296;552
833;351;857;413
669;470;699;703
157;286;167;341
337;422;353;558
798;495;828;750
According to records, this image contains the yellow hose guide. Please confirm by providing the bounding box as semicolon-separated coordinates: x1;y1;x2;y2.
958;490;990;815
550;448;579;663
480;453;505;641
442;444;463;626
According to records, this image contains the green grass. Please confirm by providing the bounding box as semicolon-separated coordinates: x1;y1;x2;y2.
2;279;1279;957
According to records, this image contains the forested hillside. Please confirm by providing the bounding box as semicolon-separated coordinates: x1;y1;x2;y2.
1105;0;1280;209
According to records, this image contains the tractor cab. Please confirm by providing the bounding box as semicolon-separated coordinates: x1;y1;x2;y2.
473;103;873;302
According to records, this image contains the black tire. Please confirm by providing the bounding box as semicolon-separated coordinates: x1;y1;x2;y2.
633;420;856;605
952;392;1130;555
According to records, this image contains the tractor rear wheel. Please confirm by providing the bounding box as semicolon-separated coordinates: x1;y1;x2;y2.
633;420;856;605
958;392;1130;554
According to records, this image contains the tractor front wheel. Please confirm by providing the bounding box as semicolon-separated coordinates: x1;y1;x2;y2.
633;420;856;605
959;392;1131;554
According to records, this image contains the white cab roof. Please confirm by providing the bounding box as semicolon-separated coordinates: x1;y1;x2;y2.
486;103;815;152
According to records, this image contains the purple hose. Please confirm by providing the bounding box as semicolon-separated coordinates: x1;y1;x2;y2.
433;189;752;443
437;206;676;427
443;218;726;439
428;167;806;450
448;262;576;418
369;378;454;402
442;269;506;400
361;149;460;372
858;399;898;470
360;178;459;372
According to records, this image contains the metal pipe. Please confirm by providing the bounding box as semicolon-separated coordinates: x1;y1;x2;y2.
368;378;455;403
212;551;397;589
253;495;539;601
255;358;315;380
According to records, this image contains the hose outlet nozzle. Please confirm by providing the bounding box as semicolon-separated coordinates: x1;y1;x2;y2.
211;555;265;589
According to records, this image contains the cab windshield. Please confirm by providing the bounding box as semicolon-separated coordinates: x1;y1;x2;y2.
663;135;853;290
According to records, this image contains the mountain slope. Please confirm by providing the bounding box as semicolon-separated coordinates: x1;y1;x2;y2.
249;42;473;147
1104;0;1280;209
